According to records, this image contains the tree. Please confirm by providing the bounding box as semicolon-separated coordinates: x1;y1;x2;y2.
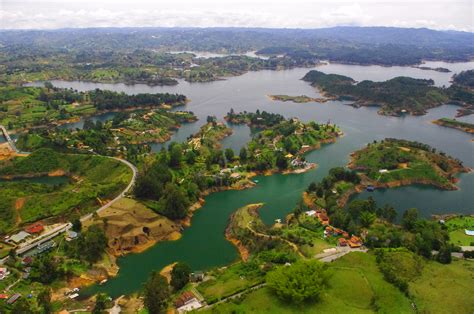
239;147;248;161
72;218;82;233
11;298;32;313
37;288;52;314
266;260;331;304
224;148;235;162
437;244;452;264
276;153;288;170
93;293;109;314
169;144;182;168
170;262;192;290
162;184;189;220
143;272;170;314
30;254;62;284
360;211;376;228
83;118;95;130
67;225;108;263
402;208;419;231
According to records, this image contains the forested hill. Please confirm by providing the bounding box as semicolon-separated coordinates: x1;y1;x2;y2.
0;27;473;66
302;70;474;116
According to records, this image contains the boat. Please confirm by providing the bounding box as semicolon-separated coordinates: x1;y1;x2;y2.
366;185;375;192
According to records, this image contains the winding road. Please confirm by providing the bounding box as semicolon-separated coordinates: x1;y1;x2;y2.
1;125;138;225
80;157;138;222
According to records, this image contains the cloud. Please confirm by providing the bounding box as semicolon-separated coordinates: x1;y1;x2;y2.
0;1;472;31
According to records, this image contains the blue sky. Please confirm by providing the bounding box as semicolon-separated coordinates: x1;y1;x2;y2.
1;0;472;31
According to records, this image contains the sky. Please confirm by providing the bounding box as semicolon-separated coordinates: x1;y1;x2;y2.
0;0;473;31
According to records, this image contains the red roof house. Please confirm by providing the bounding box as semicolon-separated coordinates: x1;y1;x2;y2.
25;223;44;234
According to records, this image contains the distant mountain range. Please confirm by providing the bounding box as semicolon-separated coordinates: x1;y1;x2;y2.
1;26;473;66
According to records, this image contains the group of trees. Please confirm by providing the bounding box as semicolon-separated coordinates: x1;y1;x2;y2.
303;70;454;114
266;259;331;304
307;167;360;198
65;225;108;263
89;89;186;110
143;262;192;313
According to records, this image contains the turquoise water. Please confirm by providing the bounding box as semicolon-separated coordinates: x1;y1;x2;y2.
28;62;474;297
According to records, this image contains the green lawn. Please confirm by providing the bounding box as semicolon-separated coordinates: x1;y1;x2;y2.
410;259;474;313
196;262;265;304
202;252;413;314
446;216;474;246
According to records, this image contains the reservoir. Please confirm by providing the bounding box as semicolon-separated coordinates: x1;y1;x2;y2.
29;61;473;297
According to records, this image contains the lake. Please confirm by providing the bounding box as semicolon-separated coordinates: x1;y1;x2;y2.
29;61;474;297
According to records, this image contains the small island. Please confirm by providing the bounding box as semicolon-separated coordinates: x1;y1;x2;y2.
348;138;469;190
412;66;451;73
225;109;343;174
302;70;473;116
432;118;474;134
268;94;329;103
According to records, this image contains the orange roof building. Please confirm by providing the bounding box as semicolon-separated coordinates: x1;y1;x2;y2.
338;238;347;246
348;235;362;248
175;291;197;308
25;223;44;234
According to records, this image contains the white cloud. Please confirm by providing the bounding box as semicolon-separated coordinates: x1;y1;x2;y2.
0;0;472;31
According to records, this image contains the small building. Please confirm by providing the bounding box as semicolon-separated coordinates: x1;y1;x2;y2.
230;173;241;179
0;294;9;300
318;213;330;225
22;256;33;265
348;235;363;248
175;291;202;313
465;230;474;236
305;210;317;217
190;271;204;282
25;223;44;234
0;267;10;280
285;153;294;159
66;230;78;241
378;169;389;174
36;240;56;254
7;294;21;305
366;185;375;192
338;238;348;247
8;231;31;244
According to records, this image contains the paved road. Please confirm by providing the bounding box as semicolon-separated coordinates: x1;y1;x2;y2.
0;125;19;153
80;156;138;222
1;125;137;231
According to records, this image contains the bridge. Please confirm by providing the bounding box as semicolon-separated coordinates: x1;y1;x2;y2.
0;125;20;153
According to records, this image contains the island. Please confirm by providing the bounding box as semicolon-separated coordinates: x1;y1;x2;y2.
348;138;469;190
225;110;342;173
16;109;198;159
302;70;474;116
0;84;188;131
412;66;451;72
268;94;329;103
432;118;474;134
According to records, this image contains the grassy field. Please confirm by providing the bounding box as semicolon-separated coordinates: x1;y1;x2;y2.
0;149;132;233
202;252;413;313
445;216;474;246
196;262;265;304
410;259;474;313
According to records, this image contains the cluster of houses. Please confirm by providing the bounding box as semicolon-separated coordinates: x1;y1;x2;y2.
1;222;76;264
305;209;363;249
